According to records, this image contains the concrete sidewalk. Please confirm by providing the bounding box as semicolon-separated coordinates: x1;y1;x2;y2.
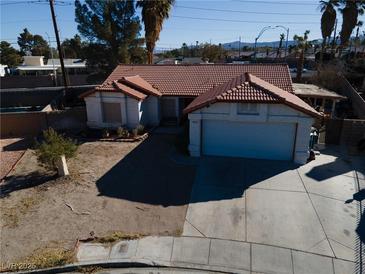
77;236;355;274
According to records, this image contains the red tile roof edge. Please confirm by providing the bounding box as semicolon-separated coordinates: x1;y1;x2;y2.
111;63;291;66
113;81;147;100
183;73;322;118
121;75;162;97
248;74;322;118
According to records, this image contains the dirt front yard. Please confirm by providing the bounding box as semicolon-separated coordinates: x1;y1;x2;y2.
0;134;196;265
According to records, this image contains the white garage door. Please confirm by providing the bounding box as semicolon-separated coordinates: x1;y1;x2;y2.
202;120;296;160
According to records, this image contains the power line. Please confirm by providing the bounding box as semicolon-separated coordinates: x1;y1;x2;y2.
2;18;74;24
233;0;322;6
1;0;48;5
175;5;318;16
0;0;72;6
172;15;319;25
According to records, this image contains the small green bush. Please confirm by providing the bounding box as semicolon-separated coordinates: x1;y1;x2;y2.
101;128;109;138
133;124;145;136
116;127;129;138
35;128;77;170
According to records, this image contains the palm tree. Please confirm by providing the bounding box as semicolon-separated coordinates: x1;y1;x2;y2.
293;30;311;82
276;33;285;58
339;0;365;53
319;0;339;62
354;20;363;54
137;0;175;64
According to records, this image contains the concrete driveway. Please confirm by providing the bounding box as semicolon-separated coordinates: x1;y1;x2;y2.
183;147;364;266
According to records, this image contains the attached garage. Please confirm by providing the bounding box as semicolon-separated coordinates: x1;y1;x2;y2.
202;120;296;160
184;73;322;165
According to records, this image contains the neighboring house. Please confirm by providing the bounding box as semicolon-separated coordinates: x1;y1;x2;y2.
0;65;8;77
80;64;321;164
16;56;87;76
293;83;346;118
156;57;206;65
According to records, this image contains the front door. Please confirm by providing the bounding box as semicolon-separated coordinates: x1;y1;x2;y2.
161;98;177;120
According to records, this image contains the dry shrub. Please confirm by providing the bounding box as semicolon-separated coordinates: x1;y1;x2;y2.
93;231;145;243
311;68;343;92
2;248;74;271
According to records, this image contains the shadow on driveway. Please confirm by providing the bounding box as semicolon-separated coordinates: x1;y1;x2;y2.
304;146;363;182
96;134;196;207
96;134;299;206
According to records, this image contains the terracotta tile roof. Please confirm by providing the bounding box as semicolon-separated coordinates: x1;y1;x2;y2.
248;74;321;118
121;75;162;97
112;81;147;100
184;73;321;118
99;64;294;96
79;74;161;99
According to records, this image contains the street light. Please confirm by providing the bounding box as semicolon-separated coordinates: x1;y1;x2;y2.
275;25;290;60
254;26;276;61
253;25;290;62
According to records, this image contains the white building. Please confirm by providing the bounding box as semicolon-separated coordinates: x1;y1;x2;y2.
16;56;87;76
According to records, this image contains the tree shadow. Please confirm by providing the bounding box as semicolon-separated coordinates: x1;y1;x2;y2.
95;134;298;206
1;138;30;152
346;189;365;243
345;188;365;273
0;171;57;198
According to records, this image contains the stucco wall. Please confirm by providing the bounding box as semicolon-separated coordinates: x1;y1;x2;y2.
140;96;160;126
0;107;87;138
188;102;314;165
84;92;160;129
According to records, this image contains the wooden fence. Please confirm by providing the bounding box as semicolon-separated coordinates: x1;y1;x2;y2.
325;118;365;148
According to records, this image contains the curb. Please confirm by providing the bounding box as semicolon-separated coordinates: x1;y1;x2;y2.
6;260;231;274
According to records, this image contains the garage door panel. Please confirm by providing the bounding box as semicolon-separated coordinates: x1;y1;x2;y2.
202;120;295;160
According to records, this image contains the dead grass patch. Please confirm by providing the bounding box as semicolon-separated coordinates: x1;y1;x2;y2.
172;228;183;236
2;248;74;272
2;196;41;228
92;231;145;243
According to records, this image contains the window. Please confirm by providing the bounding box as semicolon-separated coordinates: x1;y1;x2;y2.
102;102;122;123
238;103;259;114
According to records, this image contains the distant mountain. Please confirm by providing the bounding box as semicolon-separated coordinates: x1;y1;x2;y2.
222;40;297;49
222;35;365;49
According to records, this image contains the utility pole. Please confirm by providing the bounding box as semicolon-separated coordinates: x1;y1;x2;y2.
238;36;241;60
49;0;68;89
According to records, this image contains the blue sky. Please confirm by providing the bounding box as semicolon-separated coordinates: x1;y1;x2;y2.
1;0;364;50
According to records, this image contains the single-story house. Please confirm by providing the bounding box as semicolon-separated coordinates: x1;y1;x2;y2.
80;64;321;164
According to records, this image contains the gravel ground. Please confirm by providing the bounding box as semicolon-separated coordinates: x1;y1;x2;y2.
0;134;196;265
